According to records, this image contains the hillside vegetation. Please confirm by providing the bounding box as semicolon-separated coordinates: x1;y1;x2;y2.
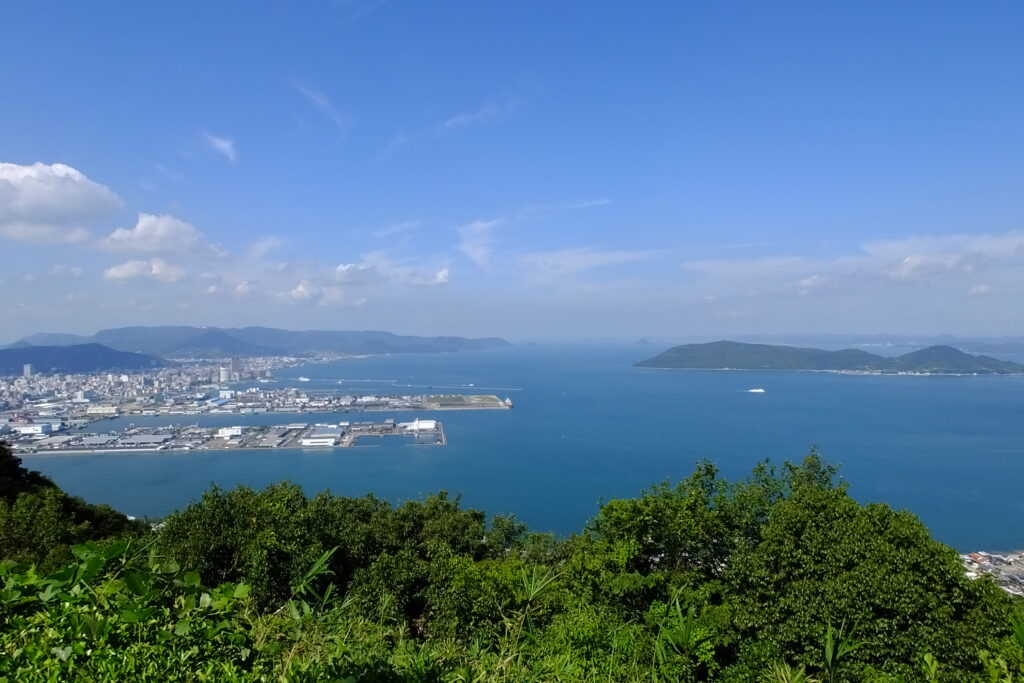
1;441;1022;681
637;341;1024;374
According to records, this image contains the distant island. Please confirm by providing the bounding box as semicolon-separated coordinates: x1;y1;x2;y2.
636;340;1024;374
0;343;164;375
11;326;511;359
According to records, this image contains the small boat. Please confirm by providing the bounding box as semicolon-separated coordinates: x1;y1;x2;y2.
297;377;311;383
747;388;766;393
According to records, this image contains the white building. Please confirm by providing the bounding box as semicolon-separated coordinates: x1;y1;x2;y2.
404;419;437;434
300;426;344;447
86;405;120;416
23;364;33;378
216;426;244;439
14;423;51;436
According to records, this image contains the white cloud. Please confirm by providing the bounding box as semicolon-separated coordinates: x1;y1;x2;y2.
295;84;351;139
407;267;450;287
101;213;211;253
970;284;993;296
793;273;831;295
48;264;83;278
335;262;382;285
457;219;500;270
104;258;185;283
0;161;122;243
202;131;236;162
274;281;348;307
284;280;320;302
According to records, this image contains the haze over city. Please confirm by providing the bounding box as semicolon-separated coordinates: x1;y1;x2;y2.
3;2;1024;340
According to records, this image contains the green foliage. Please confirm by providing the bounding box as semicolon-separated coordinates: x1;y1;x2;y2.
1;447;1022;681
0;442;143;571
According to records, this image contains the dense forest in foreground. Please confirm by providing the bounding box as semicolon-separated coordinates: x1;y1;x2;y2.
1;442;1022;682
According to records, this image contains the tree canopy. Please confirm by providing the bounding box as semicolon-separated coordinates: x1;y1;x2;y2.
1;440;1022;681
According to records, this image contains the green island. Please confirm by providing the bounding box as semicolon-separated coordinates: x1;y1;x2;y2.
1;441;1022;682
636;341;1024;374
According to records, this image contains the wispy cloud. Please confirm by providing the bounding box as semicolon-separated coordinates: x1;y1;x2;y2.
372;220;420;239
683;231;1024;297
247;236;286;260
376;132;412;161
438;93;519;133
457;219;501;270
295;83;351;139
335;0;389;22
520;247;658;280
514;198;611;220
201;131;236;162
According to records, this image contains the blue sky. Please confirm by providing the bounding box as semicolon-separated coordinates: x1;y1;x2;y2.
2;1;1024;341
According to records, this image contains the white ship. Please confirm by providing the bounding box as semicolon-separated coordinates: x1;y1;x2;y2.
297;377;311;382
747;388;766;393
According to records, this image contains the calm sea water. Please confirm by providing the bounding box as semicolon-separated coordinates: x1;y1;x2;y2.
23;346;1024;551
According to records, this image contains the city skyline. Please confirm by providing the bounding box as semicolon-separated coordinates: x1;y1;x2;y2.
3;2;1024;340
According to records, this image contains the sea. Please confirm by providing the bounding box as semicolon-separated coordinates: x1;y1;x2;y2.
22;345;1024;552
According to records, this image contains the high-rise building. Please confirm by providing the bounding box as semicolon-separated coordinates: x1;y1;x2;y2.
22;364;33;378
219;367;231;383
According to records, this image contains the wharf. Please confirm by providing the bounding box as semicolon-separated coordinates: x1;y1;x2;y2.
17;419;446;455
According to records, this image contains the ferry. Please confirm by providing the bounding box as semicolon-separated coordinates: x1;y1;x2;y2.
747;388;766;393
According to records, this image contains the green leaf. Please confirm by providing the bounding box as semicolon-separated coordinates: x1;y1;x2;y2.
124;571;151;597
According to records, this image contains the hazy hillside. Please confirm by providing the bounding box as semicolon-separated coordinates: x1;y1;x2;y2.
637;340;1024;374
20;326;512;358
0;343;165;375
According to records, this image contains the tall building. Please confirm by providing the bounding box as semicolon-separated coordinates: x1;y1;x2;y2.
22;364;33;378
219;367;231;383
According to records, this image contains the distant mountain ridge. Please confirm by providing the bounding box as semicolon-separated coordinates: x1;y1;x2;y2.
636;341;1024;374
0;344;164;375
18;326;511;358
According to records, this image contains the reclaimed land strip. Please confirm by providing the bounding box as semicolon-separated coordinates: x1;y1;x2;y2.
18;420;447;455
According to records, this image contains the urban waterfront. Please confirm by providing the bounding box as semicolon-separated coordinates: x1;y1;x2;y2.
21;345;1024;552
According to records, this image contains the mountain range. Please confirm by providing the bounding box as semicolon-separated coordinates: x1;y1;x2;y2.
13;326;511;359
636;341;1024;374
0;344;164;375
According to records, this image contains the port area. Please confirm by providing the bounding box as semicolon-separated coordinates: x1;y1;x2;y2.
136;392;512;416
962;551;1024;597
16;419;446;455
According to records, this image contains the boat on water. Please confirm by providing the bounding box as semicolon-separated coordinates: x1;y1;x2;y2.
747;388;766;393
297;377;311;382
